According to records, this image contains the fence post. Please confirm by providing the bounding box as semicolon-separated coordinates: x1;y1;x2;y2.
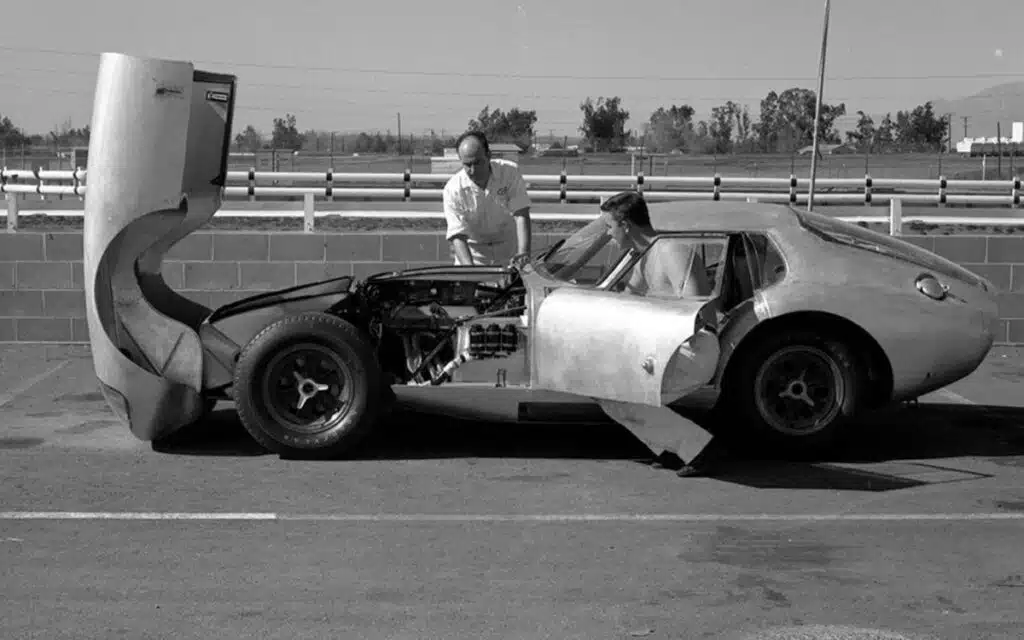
303;192;315;233
6;194;18;231
889;198;902;236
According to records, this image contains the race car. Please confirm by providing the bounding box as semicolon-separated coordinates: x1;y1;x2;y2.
81;52;999;466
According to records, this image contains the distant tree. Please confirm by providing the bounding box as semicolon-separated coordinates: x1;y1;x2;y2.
754;88;846;153
234;125;264;152
467;106;537;148
731;102;754;151
708;104;736;154
579;96;630;152
645;104;695;153
47;118;90;148
873;113;896;152
271;114;304;151
893;102;948;152
844;111;876;152
0;113;30;148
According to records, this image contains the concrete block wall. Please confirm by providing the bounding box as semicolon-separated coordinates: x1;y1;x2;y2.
1;229;1023;344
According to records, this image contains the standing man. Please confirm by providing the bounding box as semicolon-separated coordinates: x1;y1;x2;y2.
443;131;532;266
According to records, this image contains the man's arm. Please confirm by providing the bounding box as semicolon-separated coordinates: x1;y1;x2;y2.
513;207;531;256
507;166;533;258
443;182;474;265
450;234;475;265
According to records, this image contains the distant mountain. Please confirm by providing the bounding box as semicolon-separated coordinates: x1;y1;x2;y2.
928;81;1024;141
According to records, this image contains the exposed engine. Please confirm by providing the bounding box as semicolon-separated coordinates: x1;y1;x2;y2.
356;274;527;386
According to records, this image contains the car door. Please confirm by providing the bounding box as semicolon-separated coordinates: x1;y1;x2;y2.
530;233;731;408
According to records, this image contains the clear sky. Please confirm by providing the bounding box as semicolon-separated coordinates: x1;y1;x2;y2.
1;0;1021;139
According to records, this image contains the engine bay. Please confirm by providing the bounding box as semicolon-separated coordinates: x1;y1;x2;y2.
354;274;529;386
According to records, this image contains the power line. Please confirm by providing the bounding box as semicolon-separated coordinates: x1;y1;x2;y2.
2;44;1024;83
2;70;1023;107
2;82;1018;120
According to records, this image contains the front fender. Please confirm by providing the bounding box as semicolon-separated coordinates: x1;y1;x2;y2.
200;280;355;390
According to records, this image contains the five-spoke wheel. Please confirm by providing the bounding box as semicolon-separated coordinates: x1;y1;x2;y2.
719;328;865;457
232;313;383;458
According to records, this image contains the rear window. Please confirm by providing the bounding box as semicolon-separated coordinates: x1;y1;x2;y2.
792;209;986;289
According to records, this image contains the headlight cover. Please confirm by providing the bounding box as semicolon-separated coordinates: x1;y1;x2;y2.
916;273;949;301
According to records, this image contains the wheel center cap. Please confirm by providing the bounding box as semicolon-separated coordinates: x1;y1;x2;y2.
292;371;330;410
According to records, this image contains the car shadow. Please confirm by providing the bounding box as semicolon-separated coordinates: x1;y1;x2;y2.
152;401;1024;492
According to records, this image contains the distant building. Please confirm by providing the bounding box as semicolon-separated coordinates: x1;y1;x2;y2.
488;143;523;161
955;121;1023;156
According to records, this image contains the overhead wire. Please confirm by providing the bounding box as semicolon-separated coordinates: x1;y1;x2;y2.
1;44;1022;82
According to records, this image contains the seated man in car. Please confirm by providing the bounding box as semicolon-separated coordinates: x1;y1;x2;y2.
598;191;711;298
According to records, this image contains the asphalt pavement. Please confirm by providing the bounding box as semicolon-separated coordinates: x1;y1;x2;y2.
1;345;1023;640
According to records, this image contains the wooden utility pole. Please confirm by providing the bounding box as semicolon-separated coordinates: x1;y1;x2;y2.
397;113;402;155
807;0;831;211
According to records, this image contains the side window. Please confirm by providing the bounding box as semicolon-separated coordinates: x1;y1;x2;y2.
571;238;627;286
745;232;787;289
612;235;729;299
542;224;629;287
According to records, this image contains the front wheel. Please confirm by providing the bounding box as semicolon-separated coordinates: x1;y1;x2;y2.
717;328;866;458
232;312;383;458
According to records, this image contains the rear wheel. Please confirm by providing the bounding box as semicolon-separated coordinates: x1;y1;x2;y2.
717;328;866;458
232;312;383;458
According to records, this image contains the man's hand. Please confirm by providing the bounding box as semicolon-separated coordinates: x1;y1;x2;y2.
508;252;530;269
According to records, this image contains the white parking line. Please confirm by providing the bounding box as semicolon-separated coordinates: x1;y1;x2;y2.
936;389;976;405
0;512;1022;523
0;361;70;408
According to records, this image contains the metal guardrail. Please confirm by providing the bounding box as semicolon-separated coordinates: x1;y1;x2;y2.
2;168;1023;207
4;168;1024;234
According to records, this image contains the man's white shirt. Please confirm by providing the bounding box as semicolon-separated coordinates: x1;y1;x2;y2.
442;159;531;264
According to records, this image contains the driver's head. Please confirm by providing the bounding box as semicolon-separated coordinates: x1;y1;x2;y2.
599;191;651;247
456;131;491;183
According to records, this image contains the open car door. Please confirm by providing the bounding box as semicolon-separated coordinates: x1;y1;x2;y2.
528;229;737;464
530;285;722;464
531;287;720;406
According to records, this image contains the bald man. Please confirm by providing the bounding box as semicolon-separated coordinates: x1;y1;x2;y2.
442;131;532;266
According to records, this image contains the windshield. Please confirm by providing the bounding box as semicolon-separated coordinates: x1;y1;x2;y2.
793;209;987;289
534;216;630;284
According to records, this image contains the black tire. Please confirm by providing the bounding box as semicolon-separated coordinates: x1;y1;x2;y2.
232;312;383;458
716;328;866;458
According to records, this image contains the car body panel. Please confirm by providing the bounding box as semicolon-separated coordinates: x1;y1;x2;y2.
745;214;997;401
82;52;237;441
530;286;720;406
200;278;356;391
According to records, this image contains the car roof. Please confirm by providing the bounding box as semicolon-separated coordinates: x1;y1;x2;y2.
645;199;804;234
